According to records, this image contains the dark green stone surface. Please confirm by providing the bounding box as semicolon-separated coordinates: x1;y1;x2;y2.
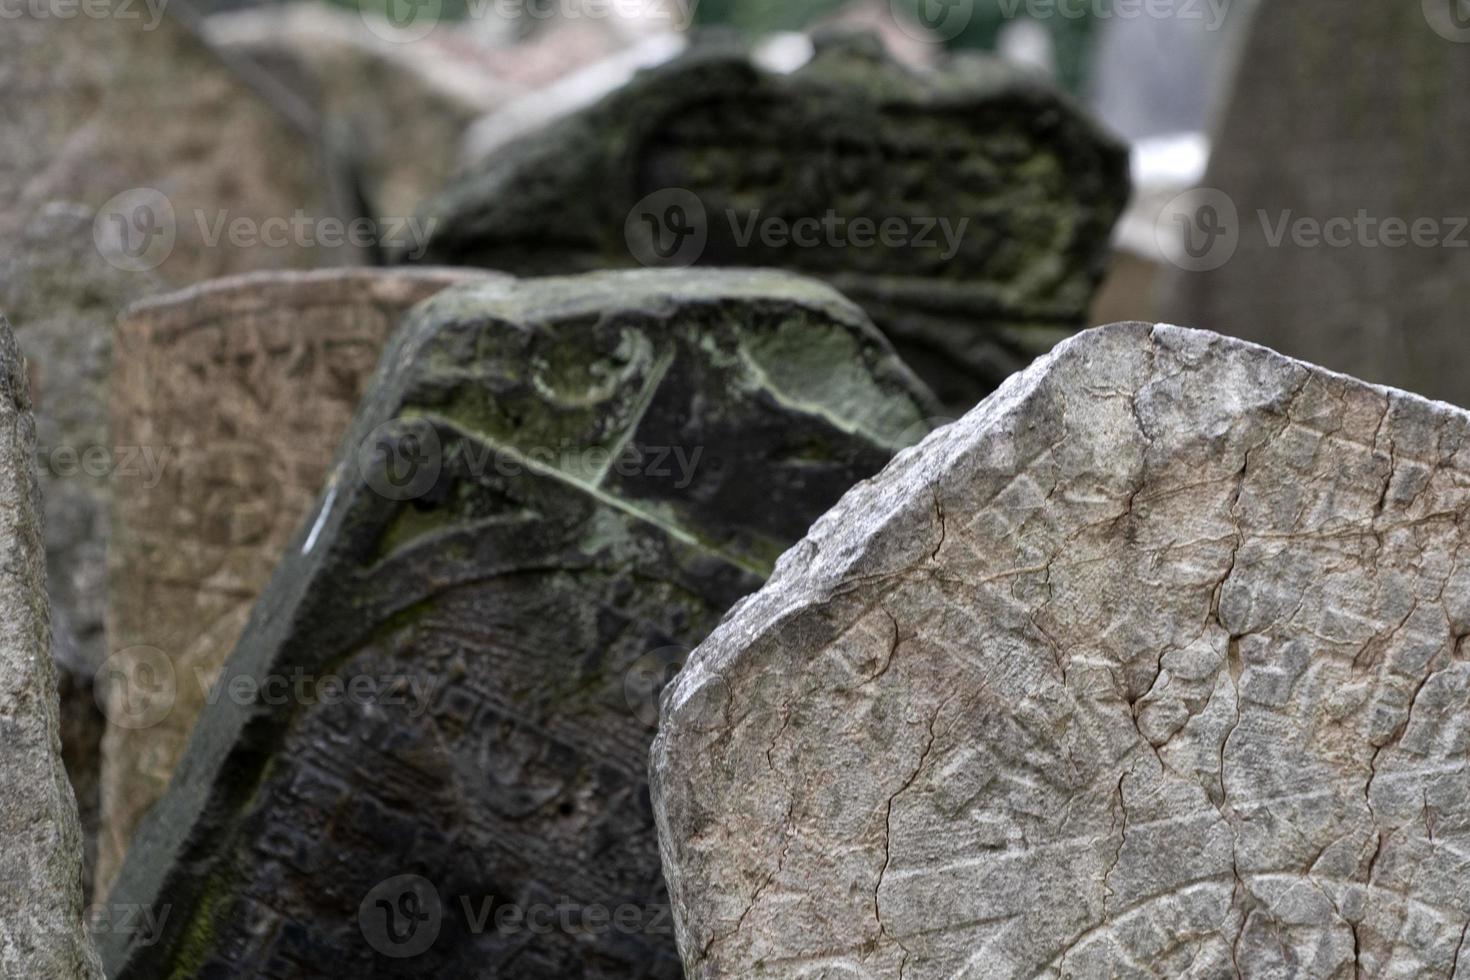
100;268;936;979
411;34;1129;412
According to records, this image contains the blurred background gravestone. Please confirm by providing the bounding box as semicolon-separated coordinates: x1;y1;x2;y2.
0;0;364;896
1160;0;1470;407
414;34;1129;412
100;269;937;978
98;268;491;899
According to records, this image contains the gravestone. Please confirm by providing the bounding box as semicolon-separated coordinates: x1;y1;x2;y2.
205;3;515;220
99;269;937;978
654;322;1470;977
0;0;363;893
1160;0;1470;407
97;268;490;898
413;33;1129;412
0;316;103;979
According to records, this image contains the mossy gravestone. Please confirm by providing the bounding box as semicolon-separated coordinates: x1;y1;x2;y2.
99;269;936;979
412;34;1129;412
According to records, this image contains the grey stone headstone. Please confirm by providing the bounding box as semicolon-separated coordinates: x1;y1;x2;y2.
654;322;1470;977
0;315;102;979
1159;0;1470;408
413;33;1129;413
100;269;938;979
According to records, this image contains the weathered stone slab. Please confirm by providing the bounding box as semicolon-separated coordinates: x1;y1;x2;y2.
653;322;1470;977
97;268;491;898
413;33;1129;411
1160;1;1470;407
0;2;365;894
0;316;102;979
100;269;937;978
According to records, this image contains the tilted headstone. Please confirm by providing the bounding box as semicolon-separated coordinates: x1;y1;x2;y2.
97;268;491;898
413;33;1129;411
99;269;937;978
0;316;103;979
1160;0;1470;407
0;0;363;894
654;322;1470;977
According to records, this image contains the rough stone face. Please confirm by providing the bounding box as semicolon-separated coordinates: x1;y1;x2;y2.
413;33;1129;411
100;269;937;978
0;316;102;979
97;268;491;899
653;322;1470;977
0;2;364;891
1160;1;1470;407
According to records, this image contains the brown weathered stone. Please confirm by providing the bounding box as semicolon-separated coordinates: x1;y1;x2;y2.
98;267;489;898
0;2;365;890
0;315;102;979
655;322;1470;977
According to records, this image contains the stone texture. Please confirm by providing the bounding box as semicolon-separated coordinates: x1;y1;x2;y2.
0;1;364;890
0;316;102;979
100;269;937;978
205;3;514;221
97;268;490;900
1160;0;1470;408
413;33;1129;412
653;321;1470;977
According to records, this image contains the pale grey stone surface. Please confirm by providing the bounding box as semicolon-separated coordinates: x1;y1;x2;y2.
653;322;1470;978
0;316;101;979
